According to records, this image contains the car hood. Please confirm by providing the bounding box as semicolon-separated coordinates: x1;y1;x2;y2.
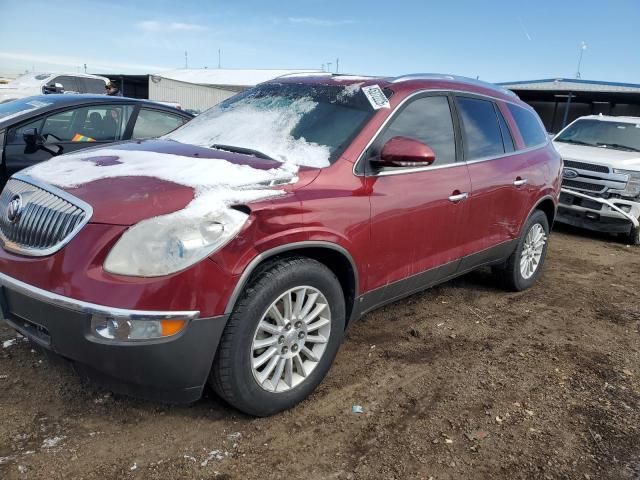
21;140;320;225
554;141;640;171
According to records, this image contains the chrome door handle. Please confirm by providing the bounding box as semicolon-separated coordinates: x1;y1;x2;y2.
513;178;528;187
448;192;469;203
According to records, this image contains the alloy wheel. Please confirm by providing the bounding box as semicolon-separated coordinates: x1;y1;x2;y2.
251;286;331;393
520;223;546;280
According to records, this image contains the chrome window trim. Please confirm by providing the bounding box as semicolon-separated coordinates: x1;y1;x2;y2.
0;173;94;257
352;89;550;178
0;271;200;320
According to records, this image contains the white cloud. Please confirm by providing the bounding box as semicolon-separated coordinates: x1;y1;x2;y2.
287;17;355;27
136;20;208;32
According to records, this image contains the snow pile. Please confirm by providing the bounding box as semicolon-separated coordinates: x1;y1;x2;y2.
167;96;331;168
2;339;16;349
41;436;65;449
26;148;300;222
337;82;364;101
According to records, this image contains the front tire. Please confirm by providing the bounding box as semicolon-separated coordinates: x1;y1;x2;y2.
210;257;345;416
628;224;640;246
494;210;550;292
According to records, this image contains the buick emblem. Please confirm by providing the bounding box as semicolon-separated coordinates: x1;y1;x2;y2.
563;168;579;179
7;194;23;224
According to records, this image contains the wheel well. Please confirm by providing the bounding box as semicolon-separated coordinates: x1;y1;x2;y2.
536;198;556;227
244;247;357;329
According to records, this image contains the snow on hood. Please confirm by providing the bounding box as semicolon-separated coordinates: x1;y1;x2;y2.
166;96;331;168
554;142;640;171
24;148;300;224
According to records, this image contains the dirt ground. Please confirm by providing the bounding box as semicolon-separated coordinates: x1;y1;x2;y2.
1;225;639;480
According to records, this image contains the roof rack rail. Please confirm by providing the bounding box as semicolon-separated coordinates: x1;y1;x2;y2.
390;73;517;97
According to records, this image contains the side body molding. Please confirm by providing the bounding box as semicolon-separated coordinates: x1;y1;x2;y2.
223;241;359;315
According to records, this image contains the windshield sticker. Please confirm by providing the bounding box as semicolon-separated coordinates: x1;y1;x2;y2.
362;85;391;110
362;85;390;110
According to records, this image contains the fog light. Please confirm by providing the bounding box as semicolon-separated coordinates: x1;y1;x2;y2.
91;316;187;341
617;204;632;213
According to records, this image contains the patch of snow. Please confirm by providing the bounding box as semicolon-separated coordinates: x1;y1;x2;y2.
0;455;16;465
3;339;16;349
41;436;65;449
183;455;196;462
333;75;377;82
200;450;225;467
26;148;300;230
168;96;331;168
18;465;27;474
337;82;364;101
130;463;137;471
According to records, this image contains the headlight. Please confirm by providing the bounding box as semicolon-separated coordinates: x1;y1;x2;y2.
104;207;248;277
613;169;640;198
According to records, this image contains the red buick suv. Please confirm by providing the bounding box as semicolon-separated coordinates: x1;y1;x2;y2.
0;74;561;416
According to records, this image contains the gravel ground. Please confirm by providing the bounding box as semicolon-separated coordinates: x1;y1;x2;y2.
1;225;639;480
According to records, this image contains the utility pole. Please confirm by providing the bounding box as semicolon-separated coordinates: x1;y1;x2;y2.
83;63;87;73
575;41;587;79
321;63;325;71
326;62;332;73
336;58;339;73
185;51;188;69
218;49;221;68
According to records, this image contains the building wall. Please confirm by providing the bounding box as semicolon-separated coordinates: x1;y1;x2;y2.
148;77;242;112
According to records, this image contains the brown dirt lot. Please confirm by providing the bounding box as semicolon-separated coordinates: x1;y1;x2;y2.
1;226;639;480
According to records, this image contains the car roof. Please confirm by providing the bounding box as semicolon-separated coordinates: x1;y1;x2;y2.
0;94;192;127
572;114;640;124
265;72;521;104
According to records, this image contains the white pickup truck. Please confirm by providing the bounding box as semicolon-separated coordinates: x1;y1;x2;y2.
553;115;640;244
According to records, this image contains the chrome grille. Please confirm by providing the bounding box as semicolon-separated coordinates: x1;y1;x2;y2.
563;160;610;174
562;179;605;192
0;176;92;257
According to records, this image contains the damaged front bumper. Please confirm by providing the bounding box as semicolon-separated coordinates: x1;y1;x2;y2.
0;272;227;403
557;188;640;234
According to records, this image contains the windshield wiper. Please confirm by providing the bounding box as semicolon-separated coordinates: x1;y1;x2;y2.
596;142;640;152
211;144;275;161
555;138;597;147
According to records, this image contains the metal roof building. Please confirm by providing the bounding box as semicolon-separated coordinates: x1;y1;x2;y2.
148;68;322;113
500;78;640;133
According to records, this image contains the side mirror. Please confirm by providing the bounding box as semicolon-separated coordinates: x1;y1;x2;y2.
43;82;64;94
377;136;436;167
23;128;39;146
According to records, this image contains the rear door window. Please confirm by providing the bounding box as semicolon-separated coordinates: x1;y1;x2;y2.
456;96;505;160
376;95;457;166
506;103;548;148
132;108;188;139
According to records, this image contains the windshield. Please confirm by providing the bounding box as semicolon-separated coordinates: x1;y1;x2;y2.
166;83;378;167
555;118;640;152
0;97;51;120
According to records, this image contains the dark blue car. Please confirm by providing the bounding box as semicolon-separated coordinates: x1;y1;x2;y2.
0;95;193;184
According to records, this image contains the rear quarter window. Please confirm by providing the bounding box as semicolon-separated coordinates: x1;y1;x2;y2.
507;103;547;148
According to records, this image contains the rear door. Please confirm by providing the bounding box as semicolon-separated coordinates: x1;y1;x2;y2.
455;95;533;264
364;93;471;298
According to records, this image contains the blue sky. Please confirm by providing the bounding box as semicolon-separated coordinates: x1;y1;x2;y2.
0;0;639;83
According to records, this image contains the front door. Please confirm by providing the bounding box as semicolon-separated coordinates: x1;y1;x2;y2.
4;104;134;178
363;94;471;304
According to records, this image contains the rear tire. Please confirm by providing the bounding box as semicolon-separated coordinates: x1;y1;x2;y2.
493;210;550;292
210;257;345;417
628;224;640;246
